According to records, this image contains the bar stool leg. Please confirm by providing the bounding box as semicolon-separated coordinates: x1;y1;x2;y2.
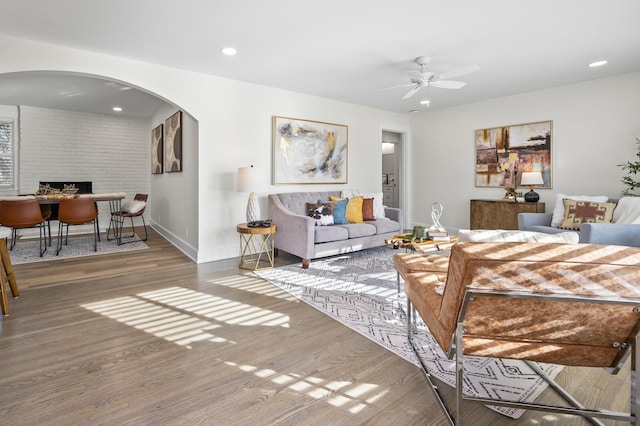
0;238;18;298
0;268;8;315
0;238;17;316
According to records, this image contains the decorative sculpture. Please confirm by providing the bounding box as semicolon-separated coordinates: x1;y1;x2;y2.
429;202;446;233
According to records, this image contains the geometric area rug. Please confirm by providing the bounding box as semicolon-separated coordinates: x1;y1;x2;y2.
7;233;148;265
255;247;563;419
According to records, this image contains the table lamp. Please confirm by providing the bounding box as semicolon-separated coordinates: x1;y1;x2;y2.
520;171;544;202
237;165;265;223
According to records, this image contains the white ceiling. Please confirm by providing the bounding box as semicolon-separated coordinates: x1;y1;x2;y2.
0;0;639;118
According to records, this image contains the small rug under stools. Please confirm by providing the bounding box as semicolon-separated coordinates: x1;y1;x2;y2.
255;247;563;419
8;233;148;264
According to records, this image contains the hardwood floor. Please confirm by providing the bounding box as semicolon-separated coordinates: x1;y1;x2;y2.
0;228;632;425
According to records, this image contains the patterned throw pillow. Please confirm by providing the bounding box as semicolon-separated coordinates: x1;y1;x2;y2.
306;202;334;226
559;199;616;230
362;198;375;221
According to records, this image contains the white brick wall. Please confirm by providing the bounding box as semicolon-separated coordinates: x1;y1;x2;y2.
18;106;150;230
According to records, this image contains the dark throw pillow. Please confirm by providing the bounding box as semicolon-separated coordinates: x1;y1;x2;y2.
307;202;334;226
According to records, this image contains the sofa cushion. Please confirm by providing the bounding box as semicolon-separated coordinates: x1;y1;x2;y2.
362;198;375;221
336;223;377;238
559;199;616;230
367;218;401;234
550;194;608;227
314;225;349;243
306;202;334;226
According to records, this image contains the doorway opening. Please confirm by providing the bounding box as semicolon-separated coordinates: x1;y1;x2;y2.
381;130;403;209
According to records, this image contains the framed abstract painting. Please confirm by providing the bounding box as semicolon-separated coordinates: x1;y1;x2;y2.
475;120;552;188
273;116;348;184
164;110;182;173
151;123;163;174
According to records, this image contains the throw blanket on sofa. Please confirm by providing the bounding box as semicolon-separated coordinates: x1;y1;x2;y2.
613;197;640;224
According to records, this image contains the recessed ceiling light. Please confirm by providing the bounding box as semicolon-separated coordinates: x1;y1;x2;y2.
409;110;419;114
221;47;237;56
112;106;122;112
420;100;430;106
588;60;607;68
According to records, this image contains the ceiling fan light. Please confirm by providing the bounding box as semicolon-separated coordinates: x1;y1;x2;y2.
221;47;237;56
588;60;607;68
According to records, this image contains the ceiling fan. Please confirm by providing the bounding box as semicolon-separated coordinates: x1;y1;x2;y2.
385;56;480;100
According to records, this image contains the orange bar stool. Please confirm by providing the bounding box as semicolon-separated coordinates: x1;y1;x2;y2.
0;198;47;257
0;226;19;316
57;198;99;255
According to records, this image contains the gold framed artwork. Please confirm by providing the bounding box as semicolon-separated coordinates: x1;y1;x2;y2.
475;120;552;188
273;116;348;184
151;123;163;174
164;110;182;173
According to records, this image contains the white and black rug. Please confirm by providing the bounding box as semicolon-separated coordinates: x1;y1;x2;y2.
7;233;148;265
255;247;563;419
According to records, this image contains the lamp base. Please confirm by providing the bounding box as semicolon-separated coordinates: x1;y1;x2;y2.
524;190;540;203
246;192;260;223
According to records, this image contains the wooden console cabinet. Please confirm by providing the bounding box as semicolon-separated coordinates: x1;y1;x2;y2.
470;199;545;230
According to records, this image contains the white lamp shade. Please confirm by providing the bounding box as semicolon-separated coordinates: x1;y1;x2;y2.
237;165;266;223
237;166;266;193
520;171;544;186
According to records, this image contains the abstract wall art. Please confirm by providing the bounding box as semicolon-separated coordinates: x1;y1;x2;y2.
475;120;552;188
273;116;348;184
151;123;163;174
164;110;182;173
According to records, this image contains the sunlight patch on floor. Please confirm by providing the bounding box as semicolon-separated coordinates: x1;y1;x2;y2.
81;286;290;348
225;360;388;414
210;274;298;301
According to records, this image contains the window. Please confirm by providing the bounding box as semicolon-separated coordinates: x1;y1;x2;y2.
0;120;15;188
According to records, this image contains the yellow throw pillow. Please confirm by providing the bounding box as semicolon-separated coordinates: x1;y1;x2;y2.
347;196;364;223
330;195;364;223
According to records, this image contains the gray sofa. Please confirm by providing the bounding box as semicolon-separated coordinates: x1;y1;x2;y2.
268;191;403;268
518;212;640;247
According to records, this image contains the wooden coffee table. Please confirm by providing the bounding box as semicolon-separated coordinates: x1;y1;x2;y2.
385;233;457;253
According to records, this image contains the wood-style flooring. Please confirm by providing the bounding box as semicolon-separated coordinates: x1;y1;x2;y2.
0;228;632;425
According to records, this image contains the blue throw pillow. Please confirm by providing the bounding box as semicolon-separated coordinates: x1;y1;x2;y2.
319;198;348;224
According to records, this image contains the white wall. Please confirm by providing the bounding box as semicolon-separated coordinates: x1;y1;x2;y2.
18;107;147;196
149;105;199;259
0;34;409;263
408;71;640;230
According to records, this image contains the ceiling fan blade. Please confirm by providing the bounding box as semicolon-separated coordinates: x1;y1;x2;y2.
402;85;422;99
437;64;480;80
430;80;466;89
375;83;415;92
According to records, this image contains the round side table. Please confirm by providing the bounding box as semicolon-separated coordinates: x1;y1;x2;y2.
236;223;277;270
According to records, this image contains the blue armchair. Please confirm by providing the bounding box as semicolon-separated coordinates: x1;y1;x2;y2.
518;212;640;247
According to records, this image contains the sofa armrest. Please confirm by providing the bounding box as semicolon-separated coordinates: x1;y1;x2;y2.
384;207;404;231
580;223;640;247
518;212;553;230
268;194;315;260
